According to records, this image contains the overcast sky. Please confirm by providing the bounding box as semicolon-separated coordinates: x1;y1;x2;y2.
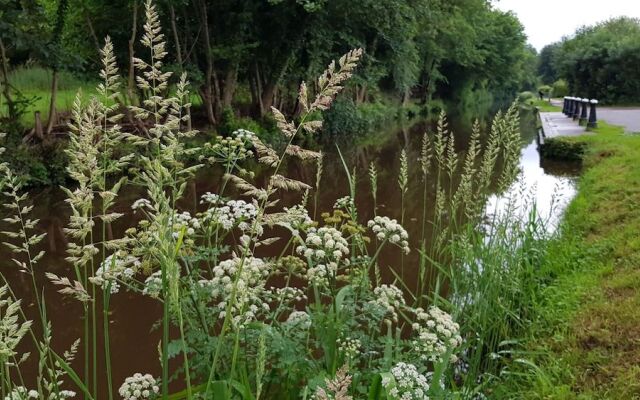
493;0;640;50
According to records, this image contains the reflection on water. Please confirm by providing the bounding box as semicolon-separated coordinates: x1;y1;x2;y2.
486;137;579;230
0;110;579;390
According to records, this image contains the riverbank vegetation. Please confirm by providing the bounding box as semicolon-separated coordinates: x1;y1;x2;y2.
0;2;557;399
537;17;640;104
493;121;640;399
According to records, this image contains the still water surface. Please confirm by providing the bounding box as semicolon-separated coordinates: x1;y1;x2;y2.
2;109;578;390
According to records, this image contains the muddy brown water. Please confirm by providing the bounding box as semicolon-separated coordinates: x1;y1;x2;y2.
1;111;578;393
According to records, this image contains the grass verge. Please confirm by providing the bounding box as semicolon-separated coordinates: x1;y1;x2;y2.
495;121;640;399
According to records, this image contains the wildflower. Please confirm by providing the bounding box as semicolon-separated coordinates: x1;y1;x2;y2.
200;192;221;205
199;256;271;327
118;373;159;400
411;306;462;363
370;284;406;322
203;199;258;232
382;362;430;400
296;227;349;286
337;337;361;360
90;254;141;294
285;311;311;330
169;211;201;238
142;271;163;298
367;216;410;254
333;196;354;210
4;387;38;400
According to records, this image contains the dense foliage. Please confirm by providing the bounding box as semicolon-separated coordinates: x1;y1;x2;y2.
0;3;549;399
537;17;640;104
1;0;536;129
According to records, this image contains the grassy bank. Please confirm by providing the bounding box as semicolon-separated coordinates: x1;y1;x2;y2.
495;122;640;398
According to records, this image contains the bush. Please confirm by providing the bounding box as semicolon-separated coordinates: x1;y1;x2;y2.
552;79;569;97
541;137;587;161
519;91;535;101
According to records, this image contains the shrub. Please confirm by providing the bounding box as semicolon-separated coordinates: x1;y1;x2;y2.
552;79;569;97
541;137;587;161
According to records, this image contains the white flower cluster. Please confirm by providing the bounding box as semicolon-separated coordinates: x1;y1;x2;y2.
337;337;361;360
142;271;163;298
382;362;430;400
169;211;201;238
203;129;256;163
333;195;354;210
269;286;307;304
4;387;37;400
199;257;271;327
277;205;313;236
411;306;462;363
200;192;221;205
91;254;140;294
296;227;350;286
368;216;410;254
203;197;258;232
370;284;406;322
118;373;159;400
53;391;77;399
285;310;311;329
232;128;256;142
131;198;152;211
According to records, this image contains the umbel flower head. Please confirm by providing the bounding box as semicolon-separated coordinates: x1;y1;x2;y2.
118;373;160;400
382;362;431;400
411;306;463;363
368;216;410;254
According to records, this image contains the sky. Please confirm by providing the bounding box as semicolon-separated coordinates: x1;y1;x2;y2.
494;0;640;50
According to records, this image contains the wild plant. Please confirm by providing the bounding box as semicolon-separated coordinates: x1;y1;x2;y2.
0;1;534;399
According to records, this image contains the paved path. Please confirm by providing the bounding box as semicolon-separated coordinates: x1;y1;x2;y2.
539;112;587;138
598;107;640;133
541;100;640;136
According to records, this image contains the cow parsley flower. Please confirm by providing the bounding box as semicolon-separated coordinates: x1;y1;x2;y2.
368;216;410;254
411;306;463;363
337;337;361;360
382;362;430;400
142;271;163;298
4;387;38;400
199;256;271;327
370;284;406;322
203;199;258;232
285;310;311;329
169;211;201;238
296;227;350;286
118;373;159;400
91;254;141;294
333;195;354;210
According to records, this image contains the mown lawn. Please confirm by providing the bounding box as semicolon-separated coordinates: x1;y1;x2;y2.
495;122;640;399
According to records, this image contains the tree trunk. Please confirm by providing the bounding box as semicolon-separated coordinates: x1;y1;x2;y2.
45;70;59;134
34;111;43;140
127;0;138;105
0;38;15;120
222;64;238;108
84;12;101;54
169;5;183;67
199;0;217;125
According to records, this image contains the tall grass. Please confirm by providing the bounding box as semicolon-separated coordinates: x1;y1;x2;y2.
0;1;556;399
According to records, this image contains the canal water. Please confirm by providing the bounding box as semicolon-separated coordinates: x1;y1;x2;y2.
1;107;578;391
